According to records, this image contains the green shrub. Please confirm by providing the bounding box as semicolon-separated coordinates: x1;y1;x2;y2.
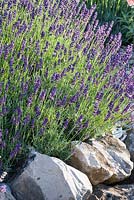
0;0;133;173
117;9;134;45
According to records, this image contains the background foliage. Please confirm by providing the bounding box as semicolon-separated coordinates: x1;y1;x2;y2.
84;0;134;45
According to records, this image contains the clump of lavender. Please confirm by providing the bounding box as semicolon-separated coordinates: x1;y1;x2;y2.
0;0;133;172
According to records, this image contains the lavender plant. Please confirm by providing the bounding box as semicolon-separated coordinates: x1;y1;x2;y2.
0;0;134;173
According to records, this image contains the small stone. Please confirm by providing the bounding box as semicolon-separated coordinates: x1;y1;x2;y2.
92;184;134;200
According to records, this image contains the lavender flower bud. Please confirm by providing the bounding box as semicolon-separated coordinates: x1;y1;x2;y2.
23;114;31;125
34;78;41;93
56;112;60;120
39;90;46;101
50;87;57;100
56;96;67;107
10;143;21;159
63;119;69;129
70;92;80;104
104;111;111;121
35;106;41;117
0;129;2;138
77;115;83;124
27;96;33;107
42;118;48;127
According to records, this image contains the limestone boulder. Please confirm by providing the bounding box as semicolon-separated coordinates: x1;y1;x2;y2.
11;152;92;200
70;135;133;185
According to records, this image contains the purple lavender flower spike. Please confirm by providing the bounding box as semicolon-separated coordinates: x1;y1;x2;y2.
12;116;20;125
76;102;80;112
104;111;111;121
61;68;67;77
83;120;89;129
83;85;88;96
31;118;35;128
9;57;14;67
86;63;92;72
56;112;60;120
55;42;60;51
0;82;3;94
23;114;31;125
34;77;41;93
95;109;101;115
114;105;120;112
41;31;45;38
39;128;45;135
10;143;21;159
50;87;57;100
77;115;83;124
27;96;33;107
56;95;67;107
22;81;29;93
0;129;2;138
2;106;8;115
51;73;61;82
108;101;114;110
63;119;69;129
70;92;80;104
95;91;104;101
21;39;26;51
39;90;46;101
16;107;22;117
12;131;20;142
42;118;48;127
126;83;134;99
0;141;6;148
44;0;49;10
0;97;6;105
35;106;41;117
122;103;131;114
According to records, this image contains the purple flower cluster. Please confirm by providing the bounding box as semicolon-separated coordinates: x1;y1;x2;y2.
10;143;21;159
